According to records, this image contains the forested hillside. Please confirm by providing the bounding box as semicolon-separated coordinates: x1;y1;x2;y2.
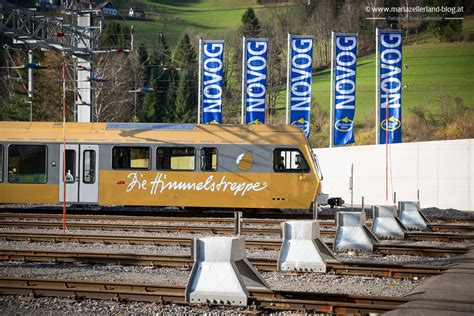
0;0;472;147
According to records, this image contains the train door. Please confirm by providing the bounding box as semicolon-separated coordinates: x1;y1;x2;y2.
59;144;99;204
79;145;99;203
59;144;79;203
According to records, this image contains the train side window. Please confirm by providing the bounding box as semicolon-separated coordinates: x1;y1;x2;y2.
157;147;195;171
0;145;3;182
112;147;150;170
273;149;309;173
83;150;96;184
201;147;217;171
8;145;47;183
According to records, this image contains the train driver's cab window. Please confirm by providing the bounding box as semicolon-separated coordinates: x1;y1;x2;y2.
8;145;47;183
112;147;150;169
83;150;96;184
201;147;217;171
0;145;3;182
157;147;195;171
273;149;310;173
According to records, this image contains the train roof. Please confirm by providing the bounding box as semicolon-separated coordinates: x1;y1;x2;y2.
0;122;308;145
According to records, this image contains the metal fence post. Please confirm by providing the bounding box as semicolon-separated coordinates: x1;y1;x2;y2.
234;211;242;236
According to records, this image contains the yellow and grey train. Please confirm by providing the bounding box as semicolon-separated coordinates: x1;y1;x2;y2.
0;122;323;211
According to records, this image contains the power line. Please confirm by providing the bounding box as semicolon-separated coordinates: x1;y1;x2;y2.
6;76;473;91
111;2;300;14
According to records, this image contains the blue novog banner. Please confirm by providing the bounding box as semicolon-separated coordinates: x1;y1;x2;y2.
334;34;358;146
289;35;313;138
245;38;268;124
202;40;224;124
379;30;402;144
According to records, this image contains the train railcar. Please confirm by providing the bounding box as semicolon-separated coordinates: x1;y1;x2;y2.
0;122;323;211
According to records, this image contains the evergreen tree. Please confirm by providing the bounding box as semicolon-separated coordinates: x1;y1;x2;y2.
240;8;261;37
150;33;171;67
97;21;129;48
138;43;148;66
233;7;262;103
149;33;172;122
0;98;29;121
137;43;149;84
167;33;198;123
117;24;129;48
140;92;156;122
428;0;463;42
174;69;195;123
135;43;149;122
384;0;400;28
110;22;122;47
149;32;172;82
172;34;197;70
334;0;346;17
165;70;178;123
97;22;111;48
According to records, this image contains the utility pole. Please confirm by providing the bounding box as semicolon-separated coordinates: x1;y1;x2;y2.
75;11;93;122
27;48;33;121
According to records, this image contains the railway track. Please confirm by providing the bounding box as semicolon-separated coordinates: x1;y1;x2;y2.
0;231;468;257
0;248;446;278
1;209;473;223
1;213;473;233
0;220;472;242
0;277;408;313
0;213;471;314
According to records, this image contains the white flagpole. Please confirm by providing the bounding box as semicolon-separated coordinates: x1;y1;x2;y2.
241;37;246;124
329;31;335;148
375;28;380;144
197;38;203;124
285;33;291;125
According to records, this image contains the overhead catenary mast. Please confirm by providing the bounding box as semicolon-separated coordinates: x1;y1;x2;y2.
0;0;102;122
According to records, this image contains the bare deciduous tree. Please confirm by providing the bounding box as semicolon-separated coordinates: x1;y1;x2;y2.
93;51;144;122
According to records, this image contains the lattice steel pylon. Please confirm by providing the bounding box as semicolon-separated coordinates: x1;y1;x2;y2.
0;0;101;122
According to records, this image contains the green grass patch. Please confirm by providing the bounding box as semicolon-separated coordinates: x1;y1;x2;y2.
273;37;474;146
114;0;261;48
307;41;474;124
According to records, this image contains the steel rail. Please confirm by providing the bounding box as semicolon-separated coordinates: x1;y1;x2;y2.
1;213;473;232
0;220;472;242
0;277;408;313
0;220;282;235
0;248;446;278
0;205;474;223
0;231;468;257
427;223;474;233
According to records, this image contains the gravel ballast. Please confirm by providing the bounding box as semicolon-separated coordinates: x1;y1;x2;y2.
0;296;245;315
0;239;463;265
0;208;471;314
0;261;420;296
0;260;421;314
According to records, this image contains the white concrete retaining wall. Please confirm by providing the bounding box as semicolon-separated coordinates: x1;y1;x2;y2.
314;139;474;211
